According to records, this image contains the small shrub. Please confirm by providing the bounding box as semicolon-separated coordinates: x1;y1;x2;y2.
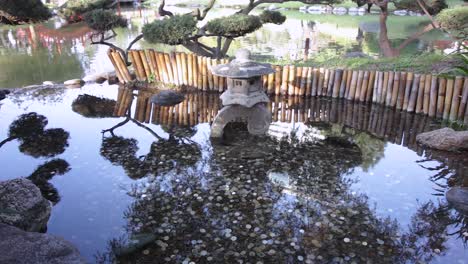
259;10;286;25
59;0;114;23
83;9;127;32
436;6;468;37
395;0;447;15
142;15;197;45
206;14;262;37
0;0;51;24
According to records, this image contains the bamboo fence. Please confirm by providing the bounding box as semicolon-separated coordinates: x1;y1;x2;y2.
108;49;468;123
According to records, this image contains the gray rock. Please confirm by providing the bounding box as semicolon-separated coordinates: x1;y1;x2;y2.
64;79;84;87
83;73;108;84
446;187;468;214
150;90;185;106
43;81;56;86
0;178;51;232
343;51;371;58
416;127;468;152
0;223;86;264
0;89;10;101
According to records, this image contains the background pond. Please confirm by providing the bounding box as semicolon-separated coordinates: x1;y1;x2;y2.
0;6;454;88
0;82;467;263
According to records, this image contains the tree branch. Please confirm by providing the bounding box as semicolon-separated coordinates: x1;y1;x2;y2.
0;136;17;148
126;34;144;51
191;0;216;20
158;0;174;17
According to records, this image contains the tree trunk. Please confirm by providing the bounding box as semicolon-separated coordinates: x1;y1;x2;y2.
378;5;400;57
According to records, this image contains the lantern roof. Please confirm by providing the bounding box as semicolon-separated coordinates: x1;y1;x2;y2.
210;49;275;78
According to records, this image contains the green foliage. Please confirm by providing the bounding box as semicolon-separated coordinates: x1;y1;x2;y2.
0;0;51;24
58;0;114;23
395;0;448;15
259;10;286;25
436;6;468;37
206;14;262;37
8;112;47;138
142;15;197;45
83;9;127;32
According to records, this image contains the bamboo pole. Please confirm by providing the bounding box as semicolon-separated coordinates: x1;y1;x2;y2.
402;72;413;111
355;70;364;101
305;67;313;96
111;50;132;82
138;50;151;79
213;60;220;91
317;68;324;96
407;74;420;113
207;58;214;91
347;70;358;100
415;74;426;114
458;77;468;120
372;71;380;103
107;50;124;83
275;66;282;95
322;69;330;96
311;68;319;97
164;53;174;84
443;78;454;120
202;57;208;91
288;65;295;96
132;50;146;80
396;72;406;110
295;66;302;96
380;72;389;104
156;52;168;83
327;69;335;97
359;71;369;101
436;78;446;119
428;75;438;117
422;74;432;114
197;56;203;90
150;50;161;81
366;71;375;102
175;52;183;86
170;52;180;86
390;72;400;108
333;69;343;98
281;65;289;95
345;69;352;98
339;70;348;98
449;76;464;121
181;52;188;86
192;54;198;88
385;71;394;106
376;71;384;104
267;72;275;95
300;67;308;96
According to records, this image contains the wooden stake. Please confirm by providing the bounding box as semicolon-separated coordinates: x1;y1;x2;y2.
443;78;454;120
164;53;174;84
390;72;400;108
300;67;308;96
396;72;406;110
339;70;348;98
422;74;432;114
428;75;438;117
295;66;302;96
437;78;446;119
333;69;343;98
317;68;324;96
407;74;420;113
275;65;282;95
366;71;375;102
458;77;468;120
327;69;335;97
281;65;289;95
355;70;364;100
450;76;464;121
311;68;319;97
138;50;151;78
385;71;394;106
359;71;369;102
348;71;358;100
381;72;389;104
403;72;413;111
305;67;313;96
415;74;426;114
202;57;208;91
288;65;295;96
107;50;124;83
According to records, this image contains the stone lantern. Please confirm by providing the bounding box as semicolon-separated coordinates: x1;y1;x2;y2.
210;49;274;138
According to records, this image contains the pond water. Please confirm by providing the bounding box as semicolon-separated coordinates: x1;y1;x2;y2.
0;7;454;88
0;82;467;263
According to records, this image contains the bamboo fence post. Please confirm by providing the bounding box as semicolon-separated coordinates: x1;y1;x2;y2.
345;69;353;98
366;71;376;102
317;68;324;96
268;72;275;95
164;53;174;84
437;78;447;118
202;57;208;91
390;72;400;108
322;69;330;96
355;70;364;100
281;65;289;95
147;50;157;80
112;50;132;82
311;68;319;97
181;52;188;86
348;70;358;100
428;75;438;117
151;50;162;81
458;77;468;120
385;71;394;106
376;71;384;104
213;60;220;91
403;72;413;111
186;53;193;86
380;72;389;103
192;54;198;88
333;69;343;98
197;56;203;90
293;67;300;95
300;67;308;96
443;78;454;120
359;71;369;102
396;72;406;110
156;52;168;83
415;74;426;114
327;69;335;97
139;50;151;78
107;50;124;83
449;76;464;121
175;52;183;86
170;52;180;86
422;74;432;114
206;58;213;91
305;67;313;96
130;50;145;80
339;70;348;98
407;74;420;113
372;71;380;103
275;66;282;95
288;65;295;96
127;50;138;80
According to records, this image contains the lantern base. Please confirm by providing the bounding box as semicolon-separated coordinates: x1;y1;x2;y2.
220;90;270;108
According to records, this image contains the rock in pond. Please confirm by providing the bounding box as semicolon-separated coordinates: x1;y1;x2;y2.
0;89;10;100
0;223;86;264
446;187;468;214
0;178;51;232
83;72;109;84
416;127;468;152
43;81;56;86
150;90;185;106
64;79;84;87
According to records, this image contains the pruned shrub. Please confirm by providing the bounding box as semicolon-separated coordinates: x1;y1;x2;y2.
206;14;262;37
395;0;447;15
142;15;197;45
436;6;468;37
259;10;286;25
0;0;51;24
58;0;114;23
83;9;127;32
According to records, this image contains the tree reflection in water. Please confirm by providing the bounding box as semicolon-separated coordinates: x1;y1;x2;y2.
0;112;71;204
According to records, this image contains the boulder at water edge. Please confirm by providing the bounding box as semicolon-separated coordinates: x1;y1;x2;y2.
0;178;51;232
416;127;468;152
0;89;10;101
150;90;185;107
446;187;468;214
64;79;85;87
0;223;86;264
